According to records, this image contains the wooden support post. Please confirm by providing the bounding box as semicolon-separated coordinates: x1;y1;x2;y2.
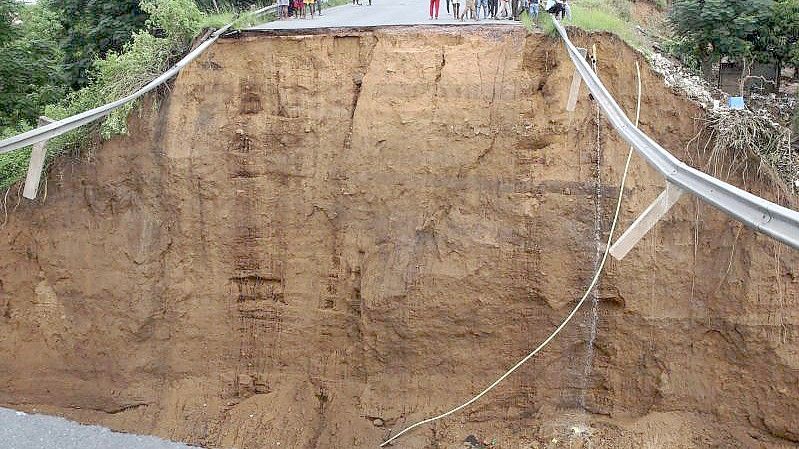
609;182;685;260
566;48;588;112
23;116;53;200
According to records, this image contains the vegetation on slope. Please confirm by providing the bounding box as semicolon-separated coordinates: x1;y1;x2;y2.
2;0;797;195
669;0;799;83
524;0;799;195
0;1;66;137
525;0;644;49
0;0;270;192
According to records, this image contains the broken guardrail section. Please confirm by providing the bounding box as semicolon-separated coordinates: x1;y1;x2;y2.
552;19;799;255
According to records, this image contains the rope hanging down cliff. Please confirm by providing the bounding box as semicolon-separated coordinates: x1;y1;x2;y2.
380;61;643;447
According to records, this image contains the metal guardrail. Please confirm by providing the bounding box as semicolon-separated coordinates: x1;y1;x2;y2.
0;14;796;249
0;5;277;156
552;20;799;250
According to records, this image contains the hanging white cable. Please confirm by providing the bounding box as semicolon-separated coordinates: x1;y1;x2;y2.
380;61;643;447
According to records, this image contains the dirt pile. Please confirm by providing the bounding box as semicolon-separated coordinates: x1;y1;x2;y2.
0;27;797;448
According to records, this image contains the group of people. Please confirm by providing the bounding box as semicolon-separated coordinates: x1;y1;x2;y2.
277;0;324;19
429;0;569;22
277;0;570;22
434;0;533;21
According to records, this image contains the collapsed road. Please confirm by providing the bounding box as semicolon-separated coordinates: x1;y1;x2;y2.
1;1;797;448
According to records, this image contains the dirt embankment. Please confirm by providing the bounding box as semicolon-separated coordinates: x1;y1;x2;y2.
0;27;797;448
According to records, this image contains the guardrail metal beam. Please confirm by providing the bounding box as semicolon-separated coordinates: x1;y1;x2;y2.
552;19;799;251
0;13;795;252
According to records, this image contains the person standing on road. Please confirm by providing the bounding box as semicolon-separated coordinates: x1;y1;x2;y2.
452;0;461;19
430;0;441;19
488;0;498;19
278;0;289;19
498;0;510;18
461;0;476;20
529;0;540;20
510;0;519;20
306;0;315;18
476;0;488;19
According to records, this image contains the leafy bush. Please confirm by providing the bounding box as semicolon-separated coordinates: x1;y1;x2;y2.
0;125;34;192
660;34;701;72
45;0;206;141
50;0;148;89
759;0;799;70
198;0;246;10
0;2;66;135
667;0;799;93
141;0;205;45
1;0;242;192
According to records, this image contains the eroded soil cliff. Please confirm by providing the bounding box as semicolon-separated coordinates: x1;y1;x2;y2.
0;27;797;448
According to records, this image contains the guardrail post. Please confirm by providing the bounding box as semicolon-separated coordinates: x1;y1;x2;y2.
566;48;588;112
609;182;685;260
23;116;54;200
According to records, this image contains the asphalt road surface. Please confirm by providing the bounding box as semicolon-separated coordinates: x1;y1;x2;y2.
0;407;199;449
249;0;524;30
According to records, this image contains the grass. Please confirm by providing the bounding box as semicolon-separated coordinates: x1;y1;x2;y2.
205;11;238;28
229;1;281;28
567;5;641;48
530;1;642;50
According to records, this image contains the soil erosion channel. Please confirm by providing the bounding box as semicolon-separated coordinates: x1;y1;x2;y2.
0;27;797;448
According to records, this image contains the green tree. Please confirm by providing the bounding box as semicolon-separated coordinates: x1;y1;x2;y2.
669;0;773;77
51;0;148;89
759;0;799;84
0;0;16;43
0;1;67;134
45;0;210;139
